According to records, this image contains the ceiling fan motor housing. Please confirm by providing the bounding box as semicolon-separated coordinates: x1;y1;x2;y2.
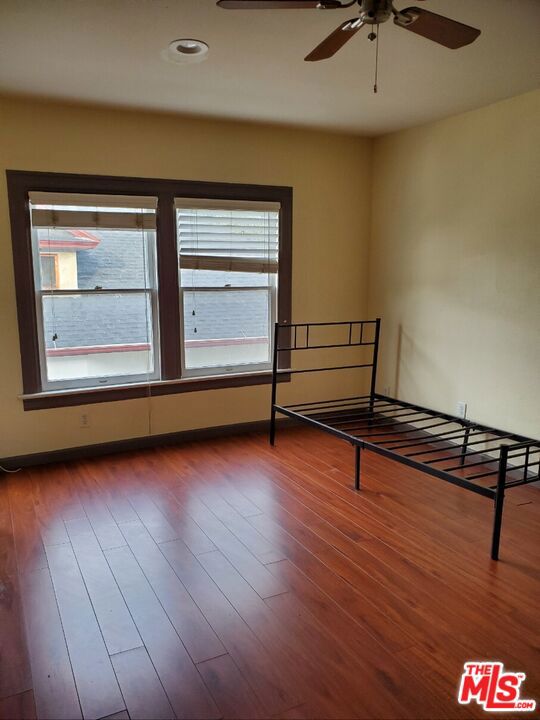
358;0;393;25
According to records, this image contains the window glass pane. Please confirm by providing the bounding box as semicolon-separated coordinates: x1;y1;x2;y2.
180;268;269;288
183;289;270;370
36;228;154;290
42;293;154;382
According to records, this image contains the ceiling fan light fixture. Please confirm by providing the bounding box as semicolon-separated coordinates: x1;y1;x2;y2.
161;38;210;65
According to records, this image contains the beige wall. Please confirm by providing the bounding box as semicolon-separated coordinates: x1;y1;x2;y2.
369;90;540;437
0;96;372;457
1;90;538;458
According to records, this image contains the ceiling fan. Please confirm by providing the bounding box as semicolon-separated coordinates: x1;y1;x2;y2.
216;1;481;65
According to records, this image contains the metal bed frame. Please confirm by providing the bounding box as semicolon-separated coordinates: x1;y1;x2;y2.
270;319;539;560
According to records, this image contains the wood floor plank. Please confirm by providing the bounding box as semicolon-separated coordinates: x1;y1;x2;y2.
271;704;316;719
105;545;220;720
117;520;225;664
0;690;36;720
90;459;140;525
71;464;127;551
44;543;125;719
7;472;47;574
160;538;300;716
212;479;263;519
128;493;182;545
0;481;32;700
50;465;86;523
110;647;175;720
197;653;266;719
64;517;143;655
162;446;263;518
250;513;413;652
197;547;443;719
246;491;431;643
28;467;70;548
126;453;216;555
168;491;286;599
264;577;446;719
150;491;216;555
196;550;362;718
268;555;414;658
197;490;285;565
19;567;82;720
0;570;31;700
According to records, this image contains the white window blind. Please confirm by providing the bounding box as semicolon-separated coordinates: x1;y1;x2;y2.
175;198;280;274
29;192;157;230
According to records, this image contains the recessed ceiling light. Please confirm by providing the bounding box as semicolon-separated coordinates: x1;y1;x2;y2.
161;38;209;65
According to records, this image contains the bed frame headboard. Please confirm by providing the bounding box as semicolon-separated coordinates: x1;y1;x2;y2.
271;318;382;402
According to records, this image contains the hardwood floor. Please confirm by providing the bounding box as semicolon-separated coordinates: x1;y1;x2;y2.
1;427;538;719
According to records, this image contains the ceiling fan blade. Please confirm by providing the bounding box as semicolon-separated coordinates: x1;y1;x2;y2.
394;7;480;49
217;1;341;8
305;18;363;61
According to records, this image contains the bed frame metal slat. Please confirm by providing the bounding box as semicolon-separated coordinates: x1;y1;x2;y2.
421;442;530;465
401;430;515;454
383;427;480;450
357;419;455;438
335;410;434;429
307;407;428;427
472;460;540;481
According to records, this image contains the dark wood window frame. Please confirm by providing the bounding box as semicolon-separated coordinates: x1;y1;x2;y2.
7;170;292;411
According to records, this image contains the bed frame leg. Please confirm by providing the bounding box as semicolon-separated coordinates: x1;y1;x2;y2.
269;322;279;447
367;318;381;428
460;426;471;466
491;446;508;561
491;491;505;561
354;445;361;491
270;408;276;447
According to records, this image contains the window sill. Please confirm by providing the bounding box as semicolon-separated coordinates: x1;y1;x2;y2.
20;370;291;410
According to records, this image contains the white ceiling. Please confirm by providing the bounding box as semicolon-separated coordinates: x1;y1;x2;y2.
0;0;539;135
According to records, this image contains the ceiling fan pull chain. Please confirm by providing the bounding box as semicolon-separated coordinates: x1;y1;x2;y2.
374;22;380;94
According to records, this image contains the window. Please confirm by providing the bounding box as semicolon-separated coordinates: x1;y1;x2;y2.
29;192;159;390
177;199;279;376
40;253;59;290
7;171;292;409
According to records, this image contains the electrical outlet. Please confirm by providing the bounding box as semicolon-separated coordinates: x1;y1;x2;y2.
456;401;467;419
80;413;90;429
383;385;391;396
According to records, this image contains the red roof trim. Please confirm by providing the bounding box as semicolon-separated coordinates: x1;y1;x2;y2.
39;228;100;251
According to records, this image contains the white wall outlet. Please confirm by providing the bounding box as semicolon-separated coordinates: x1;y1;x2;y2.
80;413;90;429
456;401;467;419
383;385;391;396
